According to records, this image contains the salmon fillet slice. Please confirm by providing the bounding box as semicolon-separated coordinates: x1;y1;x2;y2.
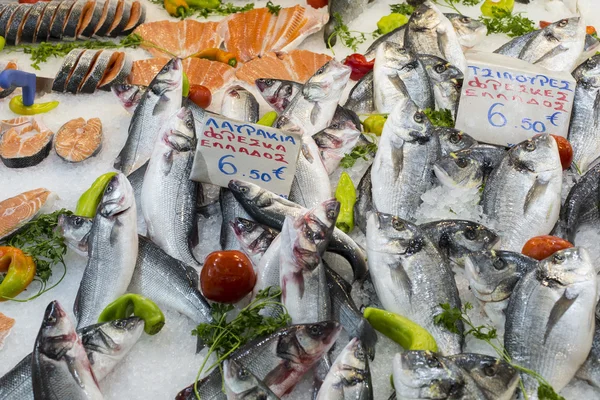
0;188;53;240
236;50;332;84
133;20;221;59
54;117;103;162
0;313;15;347
0;119;54;168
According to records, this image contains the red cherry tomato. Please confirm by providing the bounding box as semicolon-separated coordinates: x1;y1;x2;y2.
343;53;375;81
200;250;256;304
522;235;573;261
307;0;328;9
550;134;573;170
188;84;212;109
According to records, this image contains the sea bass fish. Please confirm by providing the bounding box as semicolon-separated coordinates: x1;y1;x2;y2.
114;58;182;175
223;359;279;400
289;135;332;209
255;78;302;112
111;83;147;114
482;134;562;251
56;213;93;256
312;119;362;174
75;173;138;329
231;218;278;266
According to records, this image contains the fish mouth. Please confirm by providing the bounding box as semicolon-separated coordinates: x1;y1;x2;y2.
453;78;464;90
464;260;494;301
254;78;269;92
433;164;460;188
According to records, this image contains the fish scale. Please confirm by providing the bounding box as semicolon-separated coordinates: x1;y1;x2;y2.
5;5;30;45
49;0;75;39
78;50;111;93
20;2;47;43
34;1;59;42
0;4;19;38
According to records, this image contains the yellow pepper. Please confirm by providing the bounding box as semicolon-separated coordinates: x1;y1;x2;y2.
76;172;117;218
481;0;514;17
363;115;387;136
164;0;189;18
0;246;36;301
190;48;237;67
98;293;165;335
377;13;409;35
9;96;59;115
335;172;356;233
0;36;5;52
257;111;278;127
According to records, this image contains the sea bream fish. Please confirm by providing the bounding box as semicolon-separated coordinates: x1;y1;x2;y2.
255;78;302;112
435;127;477;156
231;218;278;266
223;360;279;400
434;144;506;189
312;119;362;174
419;54;463;118
373;42;433;113
366;213;463;355
114;57;182;175
505;248;598;398
141;107;199;268
577;314;600;390
344;71;375;115
482;134;562;251
560;163;600;243
32;301;104;400
75;173;138;329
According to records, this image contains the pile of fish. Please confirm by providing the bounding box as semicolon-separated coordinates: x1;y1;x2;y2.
0;0;146;45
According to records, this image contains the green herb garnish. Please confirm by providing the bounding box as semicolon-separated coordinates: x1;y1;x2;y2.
424;108;455;127
266;1;281;15
192;2;254;18
435;302;565;400
327;12;380;53
340;142;378;168
479;7;535;38
390;3;415;16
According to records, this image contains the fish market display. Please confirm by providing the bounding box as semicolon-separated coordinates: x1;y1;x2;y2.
0;118;54;168
54;117;103;162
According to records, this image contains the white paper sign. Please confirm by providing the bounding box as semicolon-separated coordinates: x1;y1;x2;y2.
455;51;576;147
190;116;302;198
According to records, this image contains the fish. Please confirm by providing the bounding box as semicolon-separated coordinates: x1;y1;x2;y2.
32;301;104;400
115;57;182;175
331;105;362;131
0;118;54;168
49;0;75;40
111;83;147;114
568;55;600;173
127;161;148;236
344;71;375;115
63;0;95;40
494;30;539;58
221;85;259;123
465;250;538;303
450;353;520;400
370;97;439;222
223;359;280;400
0;4;19;39
418;54;463;117
316;338;372;400
354;165;373;235
56;213;93;256
19;2;46;43
433;144;506;189
0;188;54;240
79;0;106;39
122;1;146;35
4;4;30;46
323;0;369;46
54;117;103;162
577;316;600;389
94;0;118;37
75;173;138;329
435;127;478;156
275;60;351;136
325;265;378;360
218;5;328;62
96;51;132;90
107;0;132;38
52;49;85;92
312;119;362;174
65;49;102;93
561;163;600;243
419;219;499;266
79;50;117;94
482;134;563;251
505;247;598;397
373;42;433;113
33;2;58;42
289;135;332;209
255;78;303;113
220;188;253;252
404;3;467;73
231;217;278;266
141;106;199;267
228;180;368;282
366;212;463;355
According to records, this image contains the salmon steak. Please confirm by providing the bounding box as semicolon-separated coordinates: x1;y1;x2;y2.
236;49;332;84
0;313;15;349
0;188;53;240
0;119;54;168
54;117;103;162
218;5;328;62
133;20;222;59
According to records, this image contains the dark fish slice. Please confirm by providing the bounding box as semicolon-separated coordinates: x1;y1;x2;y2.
121;1;145;35
34;1;60;42
52;49;85;92
0;4;20;38
97;52;131;90
5;5;30;45
108;0;130;37
65;49;102;94
79;0;104;38
79;50;113;93
20;2;47;43
75;0;98;38
62;0;90;40
49;0;75;40
93;0;117;37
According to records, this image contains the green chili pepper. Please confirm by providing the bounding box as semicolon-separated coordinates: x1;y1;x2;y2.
0;36;5;52
335;172;356;233
9;96;59;115
481;0;514;17
186;0;220;8
377;13;409;35
257;111;278;127
76;172;117;218
182;71;190;97
364;307;438;352
98;293;165;335
363;115;387;136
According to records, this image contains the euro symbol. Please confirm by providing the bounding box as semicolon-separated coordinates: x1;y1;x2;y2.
272;167;286;180
546;112;561;127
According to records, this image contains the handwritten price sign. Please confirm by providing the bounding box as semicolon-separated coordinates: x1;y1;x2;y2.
455;51;576;147
190;116;302;197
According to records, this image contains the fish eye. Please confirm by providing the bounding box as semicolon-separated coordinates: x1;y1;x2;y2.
327;209;337;220
308;324;323;337
105;184;114;193
434;63;447;74
265;79;274;86
525;141;536;152
240;186;248;193
493;258;506;270
586;59;597;69
464;227;477;240
392;217;404;231
315;66;326;75
460;16;471;23
558;19;568;27
456;157;468;168
330;122;339;129
449;133;461;144
554;253;565;263
255;393;268;400
426;357;442;368
405;61;419;71
483;364;497;377
413;10;421;17
284;85;293;95
237;366;250;380
74;217;84;226
113;319;127;328
414;112;424;123
355;347;366;361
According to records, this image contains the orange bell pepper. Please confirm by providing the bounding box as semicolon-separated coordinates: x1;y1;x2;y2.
164;0;188;18
0;246;36;301
190;48;237;67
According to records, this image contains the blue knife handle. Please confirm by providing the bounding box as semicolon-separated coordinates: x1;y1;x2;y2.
0;70;36;106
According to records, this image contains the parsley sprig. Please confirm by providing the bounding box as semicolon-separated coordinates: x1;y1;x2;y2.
435;302;565;400
424;108;455;127
390;4;415;16
327;12;380;53
340;142;378;168
266;1;281;15
479;7;536;38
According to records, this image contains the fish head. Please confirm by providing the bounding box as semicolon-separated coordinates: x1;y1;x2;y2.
293;322;342;361
573;55;600;90
111;84;145;112
449;354;519;398
539;247;596;286
342;338;368;369
56;214;93;250
228;180;263;206
331;106;362;131
367;212;426;255
433;152;484;188
255;78;299;112
508;134;560;174
465;250;533;302
447;14;487;48
545;17;585;43
426;60;464;86
224;85;249;100
409;3;441;30
300;199;340;242
385;97;433;144
231;218;275;255
436;128;477;155
432;220;499;263
375;42;413;72
302;60;351;101
224;359;276;400
162;107;196;152
80;317;145;354
151;58;183;97
36;301;77;358
313;120;360;149
98;173;135;218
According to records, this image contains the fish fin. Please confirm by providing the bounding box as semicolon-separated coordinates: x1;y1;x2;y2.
310;102;322;125
523;176;550;214
391;263;413;299
73;287;81;322
544;288;579;343
534;45;568;65
161;151;173;175
436;26;450;56
264;362;292;387
153;93;170;116
389;74;410;98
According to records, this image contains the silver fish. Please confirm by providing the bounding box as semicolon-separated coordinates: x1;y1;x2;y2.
111;83;147;114
449;353;519;400
373;42;433;112
114;58;182;175
323;0;369;47
289;135;332;209
141;107;199;267
494;30;540;58
482;134;562;251
568;55;600;173
276;61;351;136
344;71;375;115
419;219;499;266
465;250;538;303
371;97;439;222
224;359;279;400
312;119;362;174
366;213;463;355
435;127;478;157
221;188;254;252
56;214;93;256
255;78;302;113
354;165;373;235
75;173;138;329
505;247;597;398
32;301;104;400
433;144;506;189
221;85;259;123
577;316;600;389
561;163;600;243
127;161;148;236
419;54;463;117
316;338;372;400
231;218;278;266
